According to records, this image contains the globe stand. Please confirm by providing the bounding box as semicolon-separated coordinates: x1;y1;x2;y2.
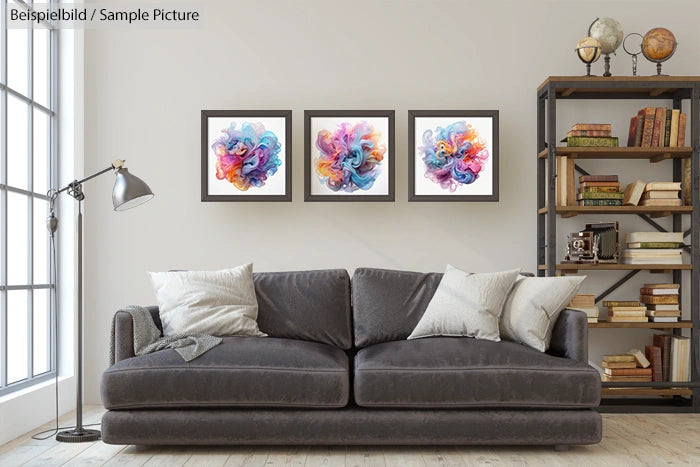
576;45;600;77
602;54;612;77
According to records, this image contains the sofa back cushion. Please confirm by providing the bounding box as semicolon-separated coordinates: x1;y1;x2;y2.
352;268;442;347
254;269;352;349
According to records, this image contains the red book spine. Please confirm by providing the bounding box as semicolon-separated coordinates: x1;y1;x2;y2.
677;113;687;146
627;115;640;147
641;107;656;148
651;107;665;147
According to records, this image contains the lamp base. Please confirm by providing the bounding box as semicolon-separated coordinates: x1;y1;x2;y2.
56;428;101;443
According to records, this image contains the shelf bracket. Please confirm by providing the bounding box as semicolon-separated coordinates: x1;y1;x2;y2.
595;270;641;303
650;153;672;163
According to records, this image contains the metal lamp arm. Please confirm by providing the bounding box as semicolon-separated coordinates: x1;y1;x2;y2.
54;159;126;198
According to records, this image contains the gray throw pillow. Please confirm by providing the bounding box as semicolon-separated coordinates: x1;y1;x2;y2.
407;265;520;342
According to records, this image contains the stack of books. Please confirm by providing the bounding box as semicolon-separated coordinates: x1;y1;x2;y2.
647;334;690;382
563;123;618;147
577;175;622;206
623;231;685;264
602;300;647;322
640;182;682;207
567;294;599;323
627;107;687;148
640;283;680;323
600;351;651;382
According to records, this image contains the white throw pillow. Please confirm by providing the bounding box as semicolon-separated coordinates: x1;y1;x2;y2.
499;275;585;352
407;265;521;342
148;263;266;337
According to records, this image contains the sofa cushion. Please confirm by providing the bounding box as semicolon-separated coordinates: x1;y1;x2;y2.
352;268;443;347
101;337;349;409
354;337;600;408
254;269;352;349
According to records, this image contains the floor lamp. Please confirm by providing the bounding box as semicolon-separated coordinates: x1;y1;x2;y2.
48;159;154;442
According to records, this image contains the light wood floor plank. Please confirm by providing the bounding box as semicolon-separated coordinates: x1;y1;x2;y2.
21;440;94;467
383;447;425;467
223;447;269;467
142;446;192;466
183;446;232;466
63;441;126;466
102;445;155;467
304;446;345;466
345;446;385;467
0;444;54;466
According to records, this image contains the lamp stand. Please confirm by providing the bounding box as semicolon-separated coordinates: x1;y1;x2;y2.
56;201;100;443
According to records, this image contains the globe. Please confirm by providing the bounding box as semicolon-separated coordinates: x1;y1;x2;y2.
588;17;624;54
642;28;677;61
576;37;602;63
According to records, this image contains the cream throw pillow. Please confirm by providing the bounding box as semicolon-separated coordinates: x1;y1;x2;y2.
499;275;585;352
407;265;521;342
148;263;266;338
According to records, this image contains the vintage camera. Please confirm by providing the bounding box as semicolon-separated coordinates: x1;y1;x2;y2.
564;222;619;264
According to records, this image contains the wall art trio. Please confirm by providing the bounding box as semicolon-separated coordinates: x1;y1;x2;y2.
201;109;498;202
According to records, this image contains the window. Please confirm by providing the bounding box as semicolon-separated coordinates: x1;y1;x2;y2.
1;0;57;395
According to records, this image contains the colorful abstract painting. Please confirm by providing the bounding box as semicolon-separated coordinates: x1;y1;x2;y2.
409;110;499;202
305;111;395;201
201;110;291;202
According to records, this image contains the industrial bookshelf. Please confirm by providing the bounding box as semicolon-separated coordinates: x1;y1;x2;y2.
537;76;700;413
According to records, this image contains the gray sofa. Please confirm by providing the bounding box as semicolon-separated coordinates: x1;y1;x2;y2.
101;268;602;446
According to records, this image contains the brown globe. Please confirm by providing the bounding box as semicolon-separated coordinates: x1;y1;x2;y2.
642;28;676;61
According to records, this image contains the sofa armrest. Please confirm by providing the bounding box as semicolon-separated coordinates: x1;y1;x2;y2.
112;306;161;363
547;309;588;363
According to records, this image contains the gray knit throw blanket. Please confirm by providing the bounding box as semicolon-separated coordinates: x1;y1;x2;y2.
109;305;222;365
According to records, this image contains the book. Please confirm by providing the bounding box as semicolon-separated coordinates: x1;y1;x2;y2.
622;180;645;206
670;335;690;382
603;368;652;376
649;316;679;323
602;301;640;307
646;307;680;314
568;294;596;307
608;316;648;322
627;115;639;147
646;310;681;317
623;257;683;265
645;182;682;191
566;158;575;206
606;306;647;312
580;186;623;193
644;345;663;382
579;181;621;189
641;190;680;199
643;283;680;289
626;348;651;368
663;108;672;147
626;232;684;243
677;113;687;146
567;129;613;137
651;107;665;147
577;199;622;206
639;198;682;207
653;334;673;382
640;107;655;147
565;136;619;147
569;306;599;319
602;374;652;382
601;375;652;382
640;295;679;304
580;175;618;183
576;192;625;200
572;123;611;131
601;360;637;369
683;158;691;205
639;288;679;295
623;249;683;256
602;354;635;363
669;109;680;147
627;242;681;249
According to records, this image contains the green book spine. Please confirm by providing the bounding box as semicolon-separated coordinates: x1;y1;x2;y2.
577;199;623;206
577;192;625;200
664;108;672;147
631;242;681;248
566;136;619;147
581;186;623;193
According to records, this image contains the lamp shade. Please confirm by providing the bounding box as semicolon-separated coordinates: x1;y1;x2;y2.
112;167;154;211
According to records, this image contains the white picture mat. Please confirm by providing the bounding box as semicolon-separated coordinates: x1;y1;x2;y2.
309;116;390;196
413;116;494;196
207;116;287;196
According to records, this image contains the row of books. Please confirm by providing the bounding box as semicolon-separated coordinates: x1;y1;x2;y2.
627;107;687;148
562;123;618;147
622;231;685;265
568;294;598;323
622;180;682;207
577;174;622;206
600;335;690;383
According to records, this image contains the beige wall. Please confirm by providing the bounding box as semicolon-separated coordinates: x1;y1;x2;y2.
82;0;700;402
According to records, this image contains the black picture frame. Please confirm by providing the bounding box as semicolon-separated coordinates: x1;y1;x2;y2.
304;110;395;202
408;110;499;202
201;110;292;202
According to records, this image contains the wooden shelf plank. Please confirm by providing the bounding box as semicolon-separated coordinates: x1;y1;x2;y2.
539;264;692;271
602;387;693;397
538;206;691;216
589;320;692;329
538;76;700;96
537;146;691;160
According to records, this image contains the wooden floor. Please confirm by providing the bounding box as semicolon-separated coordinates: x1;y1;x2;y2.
1;406;699;466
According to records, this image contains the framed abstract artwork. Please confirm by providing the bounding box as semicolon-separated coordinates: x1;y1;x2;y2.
304;110;395;202
408;110;499;202
201;110;292;201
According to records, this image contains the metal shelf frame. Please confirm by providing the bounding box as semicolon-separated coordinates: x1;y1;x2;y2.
536;76;700;412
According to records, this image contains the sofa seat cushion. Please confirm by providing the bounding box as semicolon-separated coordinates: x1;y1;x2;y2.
354;337;600;409
101;337;349;409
